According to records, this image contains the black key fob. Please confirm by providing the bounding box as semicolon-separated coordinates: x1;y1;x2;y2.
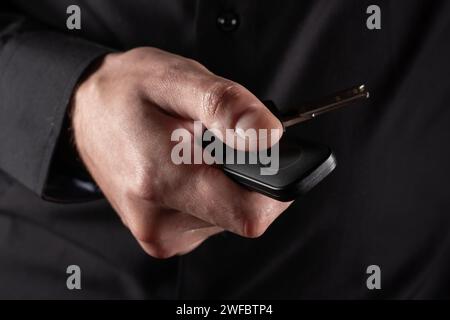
219;132;336;202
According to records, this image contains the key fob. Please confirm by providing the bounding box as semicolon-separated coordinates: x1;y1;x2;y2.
219;132;336;202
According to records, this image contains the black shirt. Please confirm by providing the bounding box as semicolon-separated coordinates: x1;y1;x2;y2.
0;0;449;298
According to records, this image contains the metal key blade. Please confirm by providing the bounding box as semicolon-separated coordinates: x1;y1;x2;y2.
282;84;369;128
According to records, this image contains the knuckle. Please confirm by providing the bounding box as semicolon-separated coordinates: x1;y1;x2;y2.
126;211;164;245
202;81;243;120
127;167;159;201
125;47;154;60
184;57;206;71
163;56;200;84
129;221;160;244
241;213;272;238
164;58;185;80
142;242;176;259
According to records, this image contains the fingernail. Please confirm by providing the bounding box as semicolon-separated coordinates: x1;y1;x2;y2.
235;109;283;147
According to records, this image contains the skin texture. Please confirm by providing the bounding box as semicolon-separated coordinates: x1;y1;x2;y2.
72;47;293;258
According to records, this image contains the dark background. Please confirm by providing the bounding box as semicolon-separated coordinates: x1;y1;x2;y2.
0;0;449;299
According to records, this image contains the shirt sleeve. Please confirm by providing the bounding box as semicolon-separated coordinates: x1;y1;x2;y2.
0;8;112;199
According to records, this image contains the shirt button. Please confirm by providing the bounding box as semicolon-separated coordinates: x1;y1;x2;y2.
216;12;240;32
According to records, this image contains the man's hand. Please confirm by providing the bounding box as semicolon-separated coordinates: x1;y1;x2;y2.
71;47;292;258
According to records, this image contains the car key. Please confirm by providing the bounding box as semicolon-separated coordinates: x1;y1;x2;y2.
219;84;370;201
264;84;369;129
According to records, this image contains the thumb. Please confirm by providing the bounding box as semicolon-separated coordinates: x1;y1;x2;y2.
148;59;283;150
198;79;284;151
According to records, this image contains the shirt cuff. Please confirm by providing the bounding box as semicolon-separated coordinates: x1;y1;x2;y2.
0;30;113;198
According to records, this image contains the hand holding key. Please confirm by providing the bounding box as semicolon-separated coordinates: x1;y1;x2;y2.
71;47;292;258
